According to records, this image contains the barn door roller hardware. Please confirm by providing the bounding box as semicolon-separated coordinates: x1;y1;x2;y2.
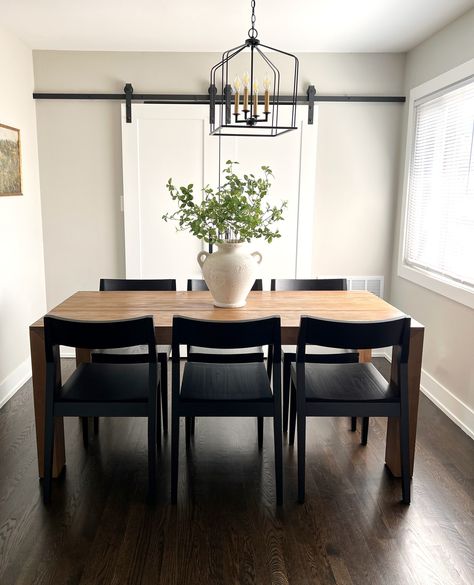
32;83;406;125
124;83;134;123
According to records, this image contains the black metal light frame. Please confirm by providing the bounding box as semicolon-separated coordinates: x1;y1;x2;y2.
209;0;299;137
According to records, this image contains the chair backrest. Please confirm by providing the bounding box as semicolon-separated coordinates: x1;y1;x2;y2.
296;316;411;364
100;278;177;291
187;279;208;291
187;278;263;292
44;315;157;362
271;278;347;291
172;315;281;361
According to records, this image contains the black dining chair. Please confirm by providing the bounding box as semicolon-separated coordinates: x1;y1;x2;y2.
289;315;411;504
89;278;175;437
270;278;360;434
98;278;177;292
171;315;283;505
43;315;159;504
186;278;267;440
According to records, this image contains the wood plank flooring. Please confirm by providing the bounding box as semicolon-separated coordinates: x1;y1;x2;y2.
0;358;472;585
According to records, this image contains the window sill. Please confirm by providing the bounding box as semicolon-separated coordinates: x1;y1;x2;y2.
398;262;474;310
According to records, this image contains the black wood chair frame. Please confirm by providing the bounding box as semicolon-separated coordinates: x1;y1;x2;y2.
43;315;159;504
171;315;283;505
289;315;411;504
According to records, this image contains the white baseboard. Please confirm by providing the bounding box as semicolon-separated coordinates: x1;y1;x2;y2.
60;346;76;358
0;349;75;411
0;358;32;410
372;348;392;360
421;370;474;440
372;349;474;440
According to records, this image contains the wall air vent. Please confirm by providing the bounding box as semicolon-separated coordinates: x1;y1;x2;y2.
347;276;384;298
320;276;385;298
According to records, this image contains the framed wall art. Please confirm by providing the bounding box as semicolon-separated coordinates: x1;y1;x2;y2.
0;123;22;196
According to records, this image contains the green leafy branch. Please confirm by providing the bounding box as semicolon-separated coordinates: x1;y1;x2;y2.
162;161;287;244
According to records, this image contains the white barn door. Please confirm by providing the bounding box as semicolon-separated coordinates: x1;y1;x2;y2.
121;104;317;290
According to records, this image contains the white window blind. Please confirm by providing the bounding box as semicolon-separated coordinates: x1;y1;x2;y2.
405;77;474;289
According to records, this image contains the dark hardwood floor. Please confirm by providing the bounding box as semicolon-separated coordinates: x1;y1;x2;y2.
0;358;473;585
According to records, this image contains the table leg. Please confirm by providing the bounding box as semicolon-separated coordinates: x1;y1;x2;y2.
76;348;91;367
358;349;372;363
30;327;65;478
385;327;424;476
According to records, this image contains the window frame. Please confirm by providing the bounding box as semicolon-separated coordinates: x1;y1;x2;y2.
398;58;474;309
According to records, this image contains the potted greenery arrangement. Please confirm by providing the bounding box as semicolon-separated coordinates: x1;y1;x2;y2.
163;160;286;307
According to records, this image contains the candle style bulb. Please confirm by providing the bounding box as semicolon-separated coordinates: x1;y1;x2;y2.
263;74;271;113
242;72;249;111
253;81;259;116
233;77;241;115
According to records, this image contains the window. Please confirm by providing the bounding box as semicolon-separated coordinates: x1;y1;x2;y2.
399;60;474;308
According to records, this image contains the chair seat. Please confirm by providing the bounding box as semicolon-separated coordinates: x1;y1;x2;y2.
188;345;264;362
181;362;272;401
58;363;158;403
291;362;399;402
91;344;171;364
283;345;357;361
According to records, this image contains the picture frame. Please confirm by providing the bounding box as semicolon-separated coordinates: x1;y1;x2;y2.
0;123;22;196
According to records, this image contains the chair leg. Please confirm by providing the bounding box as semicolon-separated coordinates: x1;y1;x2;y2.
171;412;180;504
148;409;157;498
93;417;99;435
257;417;264;449
160;356;168;435
400;409;411;504
156;384;162;450
191;416;195;436
361;417;369;445
266;345;273;381
351;417;357;432
43;408;55;505
282;355;291;433
289;381;297;446
81;417;89;448
273;409;283;506
297;409;306;504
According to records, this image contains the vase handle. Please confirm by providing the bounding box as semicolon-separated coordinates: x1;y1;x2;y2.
251;251;263;265
197;250;209;268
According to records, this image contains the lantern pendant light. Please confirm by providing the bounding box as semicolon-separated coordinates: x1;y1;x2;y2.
210;0;299;137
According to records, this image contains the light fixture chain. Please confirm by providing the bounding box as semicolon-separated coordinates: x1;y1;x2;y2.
249;0;258;38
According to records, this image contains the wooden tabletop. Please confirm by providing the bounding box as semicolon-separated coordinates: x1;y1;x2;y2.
31;290;418;345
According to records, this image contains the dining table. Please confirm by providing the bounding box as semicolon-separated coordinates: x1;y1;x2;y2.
29;289;424;479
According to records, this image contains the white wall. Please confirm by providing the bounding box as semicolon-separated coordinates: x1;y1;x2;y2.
314;101;402;278
33;51;405;308
390;8;474;437
0;25;46;407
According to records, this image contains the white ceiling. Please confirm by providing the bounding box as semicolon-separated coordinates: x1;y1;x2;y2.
1;0;473;52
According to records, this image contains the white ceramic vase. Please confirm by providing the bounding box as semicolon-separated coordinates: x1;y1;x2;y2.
197;242;262;308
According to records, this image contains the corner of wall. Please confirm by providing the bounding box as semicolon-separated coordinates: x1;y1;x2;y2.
0;24;47;409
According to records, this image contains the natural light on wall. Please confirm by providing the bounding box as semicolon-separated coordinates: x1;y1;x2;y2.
400;61;474;308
